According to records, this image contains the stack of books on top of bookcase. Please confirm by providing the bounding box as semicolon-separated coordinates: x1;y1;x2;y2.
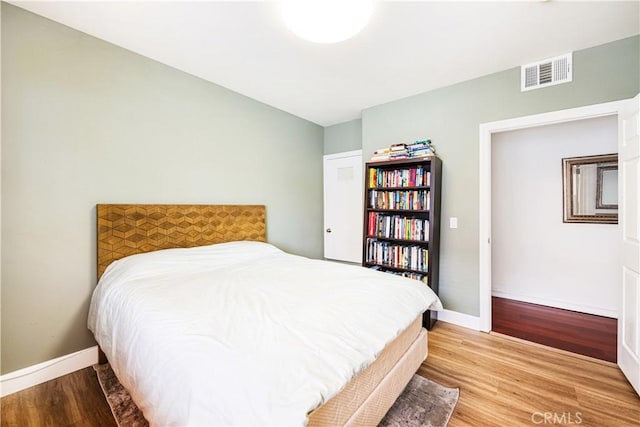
370;140;435;161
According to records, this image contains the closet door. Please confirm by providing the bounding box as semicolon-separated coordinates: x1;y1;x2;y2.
323;150;363;263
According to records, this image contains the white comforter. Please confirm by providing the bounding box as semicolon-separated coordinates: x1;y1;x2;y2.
88;241;442;426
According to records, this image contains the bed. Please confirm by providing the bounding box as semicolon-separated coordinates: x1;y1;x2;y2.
89;204;442;426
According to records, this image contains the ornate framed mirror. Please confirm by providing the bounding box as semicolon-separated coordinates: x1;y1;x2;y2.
562;153;618;224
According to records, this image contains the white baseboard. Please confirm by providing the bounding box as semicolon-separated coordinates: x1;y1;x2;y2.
491;290;618;319
436;309;482;330
0;346;99;397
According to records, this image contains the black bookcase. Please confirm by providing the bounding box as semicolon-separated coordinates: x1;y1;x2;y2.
362;156;442;329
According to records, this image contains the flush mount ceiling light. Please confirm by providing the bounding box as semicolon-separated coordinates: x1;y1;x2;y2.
280;0;373;44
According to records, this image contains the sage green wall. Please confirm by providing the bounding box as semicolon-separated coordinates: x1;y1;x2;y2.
362;35;640;316
1;4;323;373
324;119;362;154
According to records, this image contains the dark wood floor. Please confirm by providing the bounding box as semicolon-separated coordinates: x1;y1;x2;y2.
492;296;617;363
0;367;116;427
1;322;638;426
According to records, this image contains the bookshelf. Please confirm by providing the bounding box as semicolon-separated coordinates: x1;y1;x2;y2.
362;156;442;329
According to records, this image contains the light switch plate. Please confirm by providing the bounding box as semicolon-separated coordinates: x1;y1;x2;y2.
450;217;458;229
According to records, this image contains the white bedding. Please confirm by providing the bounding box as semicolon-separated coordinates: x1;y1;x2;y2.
88;241;442;426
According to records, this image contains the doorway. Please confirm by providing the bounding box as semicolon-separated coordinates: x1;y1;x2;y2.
478;100;630;332
488;116;618;361
482;96;639;393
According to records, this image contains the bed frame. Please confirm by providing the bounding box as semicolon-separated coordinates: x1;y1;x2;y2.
95;203;427;426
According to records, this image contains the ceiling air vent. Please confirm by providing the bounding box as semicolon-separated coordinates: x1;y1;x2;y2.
521;53;572;92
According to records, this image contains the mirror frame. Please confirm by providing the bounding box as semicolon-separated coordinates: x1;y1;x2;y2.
562;153;618;224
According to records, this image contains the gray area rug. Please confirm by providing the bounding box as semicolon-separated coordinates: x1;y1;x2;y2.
379;375;459;427
94;364;458;427
93;364;149;427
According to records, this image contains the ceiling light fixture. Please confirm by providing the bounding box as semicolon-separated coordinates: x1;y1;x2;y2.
280;0;373;44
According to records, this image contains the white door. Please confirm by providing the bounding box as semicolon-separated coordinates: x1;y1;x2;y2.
619;94;640;395
323;150;363;263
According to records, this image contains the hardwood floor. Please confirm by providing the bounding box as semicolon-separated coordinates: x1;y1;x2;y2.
0;367;116;427
491;296;617;363
2;322;638;426
421;322;638;426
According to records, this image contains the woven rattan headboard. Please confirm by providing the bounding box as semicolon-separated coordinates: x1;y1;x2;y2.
97;204;266;279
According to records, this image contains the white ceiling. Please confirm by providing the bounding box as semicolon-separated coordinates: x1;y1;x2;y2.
9;1;640;126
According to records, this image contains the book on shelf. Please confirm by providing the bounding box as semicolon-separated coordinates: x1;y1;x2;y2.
367;212;429;241
368;265;428;284
365;238;429;272
368;189;430;211
368;167;431;188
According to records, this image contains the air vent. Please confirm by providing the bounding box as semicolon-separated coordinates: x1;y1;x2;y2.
521;53;572;91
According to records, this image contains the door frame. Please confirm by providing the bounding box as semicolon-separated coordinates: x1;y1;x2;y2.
478;99;631;332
